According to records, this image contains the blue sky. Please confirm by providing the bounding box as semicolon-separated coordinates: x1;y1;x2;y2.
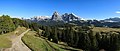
0;0;120;20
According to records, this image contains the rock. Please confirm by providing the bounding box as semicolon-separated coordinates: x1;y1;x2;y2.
51;11;63;21
62;13;80;22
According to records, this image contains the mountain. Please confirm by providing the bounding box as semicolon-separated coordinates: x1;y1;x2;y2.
51;11;63;21
31;11;80;22
103;17;120;22
31;16;50;22
27;12;120;27
62;13;80;22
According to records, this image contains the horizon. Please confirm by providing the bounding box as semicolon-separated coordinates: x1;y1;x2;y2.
0;0;120;20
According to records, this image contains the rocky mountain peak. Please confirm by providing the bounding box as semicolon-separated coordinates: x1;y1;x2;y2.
51;11;63;21
62;13;80;22
53;11;59;16
31;12;81;22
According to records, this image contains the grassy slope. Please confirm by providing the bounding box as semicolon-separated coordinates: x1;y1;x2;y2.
0;27;27;48
0;36;11;48
1;26;117;50
47;39;82;51
22;31;54;51
22;31;82;51
92;27;120;32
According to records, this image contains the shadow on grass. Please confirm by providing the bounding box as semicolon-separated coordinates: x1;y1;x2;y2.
58;43;81;51
60;47;80;51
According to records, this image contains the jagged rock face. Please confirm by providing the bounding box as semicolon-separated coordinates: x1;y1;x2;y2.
62;13;69;22
69;13;79;21
62;13;79;22
31;12;80;23
51;11;63;21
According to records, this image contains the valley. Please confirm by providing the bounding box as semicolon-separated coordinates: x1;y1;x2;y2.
1;14;120;51
1;0;120;51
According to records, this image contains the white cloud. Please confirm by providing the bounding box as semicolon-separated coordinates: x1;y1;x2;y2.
116;11;120;14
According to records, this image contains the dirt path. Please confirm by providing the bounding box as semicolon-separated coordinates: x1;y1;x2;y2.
2;29;31;51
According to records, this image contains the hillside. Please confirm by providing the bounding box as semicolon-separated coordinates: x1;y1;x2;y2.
22;30;82;51
92;27;120;32
0;15;16;34
0;15;33;51
0;27;27;50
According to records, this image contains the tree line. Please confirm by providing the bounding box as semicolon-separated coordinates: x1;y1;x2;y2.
0;15;40;34
0;15;16;34
39;24;120;51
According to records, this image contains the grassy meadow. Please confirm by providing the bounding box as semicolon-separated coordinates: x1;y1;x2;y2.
0;27;27;48
22;30;83;51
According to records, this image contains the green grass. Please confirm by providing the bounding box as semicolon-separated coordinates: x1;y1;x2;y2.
46;41;64;51
0;36;11;48
22;31;54;51
14;27;27;35
0;27;27;48
92;27;120;32
47;40;83;51
22;31;83;51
